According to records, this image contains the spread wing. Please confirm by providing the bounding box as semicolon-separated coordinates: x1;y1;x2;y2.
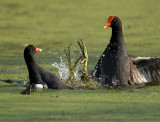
129;56;160;84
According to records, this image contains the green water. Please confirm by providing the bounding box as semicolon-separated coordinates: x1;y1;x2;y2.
0;0;160;121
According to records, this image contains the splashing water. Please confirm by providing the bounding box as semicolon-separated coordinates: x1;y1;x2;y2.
52;47;102;89
52;47;84;81
52;57;69;81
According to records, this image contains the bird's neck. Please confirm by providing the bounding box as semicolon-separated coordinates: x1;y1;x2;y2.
24;54;38;73
111;27;124;43
108;27;128;55
24;53;44;84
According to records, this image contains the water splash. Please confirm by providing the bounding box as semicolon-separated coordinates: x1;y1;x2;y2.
51;47;102;89
52;57;69;81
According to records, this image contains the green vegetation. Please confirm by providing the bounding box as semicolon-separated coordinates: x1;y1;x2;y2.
1;82;160;121
0;0;160;121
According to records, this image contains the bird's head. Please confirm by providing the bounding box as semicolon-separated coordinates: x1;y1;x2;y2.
104;16;122;30
24;45;43;55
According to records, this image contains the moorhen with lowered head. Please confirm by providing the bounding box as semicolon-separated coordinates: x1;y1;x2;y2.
22;45;74;94
94;16;160;86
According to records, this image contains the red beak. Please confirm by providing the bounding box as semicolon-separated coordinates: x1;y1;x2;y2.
104;22;111;28
104;16;114;28
35;48;43;52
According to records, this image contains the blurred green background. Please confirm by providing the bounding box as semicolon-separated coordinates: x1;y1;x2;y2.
0;0;160;58
0;0;160;80
0;0;160;121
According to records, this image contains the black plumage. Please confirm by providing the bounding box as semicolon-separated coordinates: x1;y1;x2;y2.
94;16;160;86
94;16;131;86
23;45;74;92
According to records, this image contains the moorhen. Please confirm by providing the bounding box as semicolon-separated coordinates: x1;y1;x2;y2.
94;16;130;86
22;45;74;94
94;16;160;86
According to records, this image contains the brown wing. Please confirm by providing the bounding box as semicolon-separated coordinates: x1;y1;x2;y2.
129;56;160;84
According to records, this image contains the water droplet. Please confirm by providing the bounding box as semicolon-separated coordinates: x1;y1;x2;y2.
51;45;103;89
